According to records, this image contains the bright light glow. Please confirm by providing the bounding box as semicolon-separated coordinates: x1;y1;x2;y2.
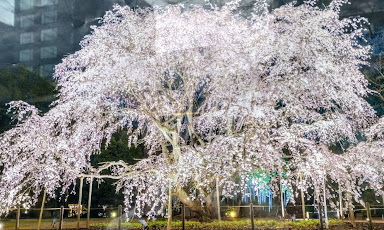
229;211;236;218
111;212;117;218
0;222;4;229
367;218;370;221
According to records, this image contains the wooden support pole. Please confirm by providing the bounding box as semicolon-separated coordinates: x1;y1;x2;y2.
318;199;324;230
366;203;373;230
15;205;20;230
118;205;122;230
37;190;46;230
323;182;329;229
87;177;93;229
167;181;172;230
338;183;343;219
315;188;323;230
182;203;185;230
216;177;221;221
280;174;285;218
347;193;356;228
250;203;255;230
300;174;306;220
77;177;84;229
59;206;64;230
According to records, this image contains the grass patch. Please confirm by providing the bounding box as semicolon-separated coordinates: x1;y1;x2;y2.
89;218;343;229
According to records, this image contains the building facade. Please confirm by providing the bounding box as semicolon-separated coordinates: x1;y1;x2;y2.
1;0;384;77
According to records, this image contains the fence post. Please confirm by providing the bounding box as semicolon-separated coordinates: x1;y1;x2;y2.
37;190;46;230
118;205;122;230
182;203;185;230
59;206;64;230
77;177;84;229
250;203;254;230
366;203;373;230
15;205;20;230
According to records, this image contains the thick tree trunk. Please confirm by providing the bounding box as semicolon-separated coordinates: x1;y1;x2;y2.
175;185;217;218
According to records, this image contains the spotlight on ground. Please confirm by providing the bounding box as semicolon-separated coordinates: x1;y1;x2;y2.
111;212;117;218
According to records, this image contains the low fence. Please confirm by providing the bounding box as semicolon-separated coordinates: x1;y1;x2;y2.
7;203;384;230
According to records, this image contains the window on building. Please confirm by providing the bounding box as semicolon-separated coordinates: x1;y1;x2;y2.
19;0;34;11
20;15;34;28
41;11;57;24
20;32;34;45
41;0;58;6
19;49;33;62
40;64;55;76
41;28;57;41
40;46;57;59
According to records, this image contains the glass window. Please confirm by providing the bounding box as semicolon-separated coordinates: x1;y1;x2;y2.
20;15;34;28
19;0;34;11
41;0;58;6
20;32;34;45
41;11;57;24
41;64;55;75
41;28;57;41
40;46;57;59
19;49;33;62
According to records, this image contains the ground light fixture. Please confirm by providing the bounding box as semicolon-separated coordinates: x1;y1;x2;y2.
0;222;3;229
229;211;236;218
111;212;117;218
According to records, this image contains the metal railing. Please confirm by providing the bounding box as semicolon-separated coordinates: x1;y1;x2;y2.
7;202;384;230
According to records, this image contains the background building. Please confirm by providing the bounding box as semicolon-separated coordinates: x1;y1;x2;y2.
1;0;384;78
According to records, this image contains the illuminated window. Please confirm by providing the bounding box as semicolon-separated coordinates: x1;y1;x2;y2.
41;0;58;6
19;0;34;11
20;15;34;28
40;46;57;59
19;49;33;62
41;28;57;41
41;11;57;24
20;32;34;44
